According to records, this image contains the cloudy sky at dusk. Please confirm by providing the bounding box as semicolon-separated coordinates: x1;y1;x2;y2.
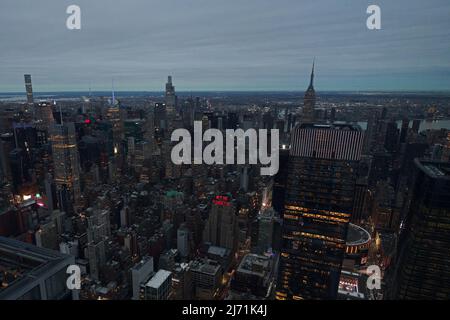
1;0;449;92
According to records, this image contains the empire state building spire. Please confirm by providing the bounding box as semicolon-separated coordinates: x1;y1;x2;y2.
308;59;315;89
302;59;316;123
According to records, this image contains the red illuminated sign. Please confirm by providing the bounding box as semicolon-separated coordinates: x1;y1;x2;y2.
213;195;231;207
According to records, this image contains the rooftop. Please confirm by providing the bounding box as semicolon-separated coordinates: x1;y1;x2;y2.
0;236;74;299
346;223;371;247
191;259;221;275
236;254;272;277
145;269;171;289
207;245;229;258
298;122;362;132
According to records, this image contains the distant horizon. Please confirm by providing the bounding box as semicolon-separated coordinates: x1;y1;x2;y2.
1;1;450;92
1;89;450;95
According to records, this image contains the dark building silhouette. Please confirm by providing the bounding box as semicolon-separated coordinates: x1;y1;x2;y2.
395;159;450;299
276;123;364;300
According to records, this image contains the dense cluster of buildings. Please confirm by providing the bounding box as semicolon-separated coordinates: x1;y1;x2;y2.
0;66;449;300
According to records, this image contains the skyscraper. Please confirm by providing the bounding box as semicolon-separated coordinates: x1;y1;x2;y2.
106;102;124;157
276;123;364;300
302;61;316;123
23;75;54;130
24;74;34;107
395;159;450;299
165;75;177;135
49;122;81;213
203;194;238;252
86;208;111;281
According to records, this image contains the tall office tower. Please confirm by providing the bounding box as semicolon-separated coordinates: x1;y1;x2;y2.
251;207;280;254
363;112;378;154
276;123;364;300
49;123;81;213
302;61;316;123
143;109;155;154
86;208;111;281
203;195;238;252
165;76;177;130
395;160;450;299
106;103;124;157
273;147;290;214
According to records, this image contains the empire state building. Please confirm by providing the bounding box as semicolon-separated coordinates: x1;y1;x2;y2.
302;61;316;123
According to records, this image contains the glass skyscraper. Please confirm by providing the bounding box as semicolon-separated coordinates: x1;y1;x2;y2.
395;159;450;299
276;123;364;300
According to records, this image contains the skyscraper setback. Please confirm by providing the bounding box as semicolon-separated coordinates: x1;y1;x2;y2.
276;123;364;300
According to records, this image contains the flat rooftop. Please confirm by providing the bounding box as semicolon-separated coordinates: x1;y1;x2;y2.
237;254;272;278
298;122;362;132
207;245;229;258
191;259;221;275
145;269;171;289
0;236;73;299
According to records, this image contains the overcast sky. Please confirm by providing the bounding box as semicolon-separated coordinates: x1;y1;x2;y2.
1;0;449;92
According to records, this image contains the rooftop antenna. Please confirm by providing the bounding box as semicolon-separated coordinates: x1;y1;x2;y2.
309;57;315;89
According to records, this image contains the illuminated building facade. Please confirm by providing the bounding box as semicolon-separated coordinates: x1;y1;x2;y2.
49;123;81;213
396;160;450;299
35;101;55;131
276;123;364;300
106;104;124;157
343;223;371;269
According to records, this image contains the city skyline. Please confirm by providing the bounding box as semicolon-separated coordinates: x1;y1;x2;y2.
2;1;450;304
1;0;450;92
